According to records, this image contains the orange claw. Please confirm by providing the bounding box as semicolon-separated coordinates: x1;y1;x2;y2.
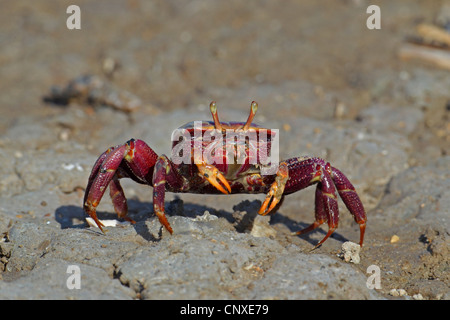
258;162;289;215
258;187;281;215
196;164;231;194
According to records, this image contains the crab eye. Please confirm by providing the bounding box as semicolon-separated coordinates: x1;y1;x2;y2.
209;101;217;114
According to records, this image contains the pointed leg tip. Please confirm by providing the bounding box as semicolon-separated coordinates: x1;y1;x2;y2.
85;207;108;233
162;222;173;235
155;210;174;235
295;223;335;251
308;244;322;252
123;217;136;225
293;221;322;236
95;221;108;234
359;222;366;247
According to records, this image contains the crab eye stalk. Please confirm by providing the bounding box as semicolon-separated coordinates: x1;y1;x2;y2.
209;101;223;131
242;101;258;131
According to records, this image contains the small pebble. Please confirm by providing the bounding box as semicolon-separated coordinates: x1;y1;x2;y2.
389;289;399;296
338;241;361;264
413;293;424;300
389;288;408;297
283;123;291;132
398;289;407;296
192;210;218;222
250;215;277;238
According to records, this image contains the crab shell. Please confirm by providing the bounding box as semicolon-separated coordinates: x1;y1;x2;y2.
172;103;277;180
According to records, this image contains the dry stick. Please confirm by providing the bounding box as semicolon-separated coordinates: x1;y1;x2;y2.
398;43;450;71
416;23;450;46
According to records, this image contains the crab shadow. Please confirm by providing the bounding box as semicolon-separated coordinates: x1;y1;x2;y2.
268;209;350;246
54;197;348;246
54;199;231;242
231;199;349;246
55;203;157;241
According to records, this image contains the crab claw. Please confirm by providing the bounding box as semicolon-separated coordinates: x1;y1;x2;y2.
258;162;289;215
196;164;231;194
258;187;280;215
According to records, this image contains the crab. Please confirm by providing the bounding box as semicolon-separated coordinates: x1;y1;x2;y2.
83;101;367;249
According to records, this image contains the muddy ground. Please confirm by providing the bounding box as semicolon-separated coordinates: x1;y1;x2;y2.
0;1;448;300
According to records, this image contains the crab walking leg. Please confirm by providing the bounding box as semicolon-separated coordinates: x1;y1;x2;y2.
109;177;135;224
293;186;328;235
84;139;159;232
84;145;129;232
152;155;185;234
279;157;342;248
295;173;340;250
83;147;114;210
331;167;367;246
258;162;289;215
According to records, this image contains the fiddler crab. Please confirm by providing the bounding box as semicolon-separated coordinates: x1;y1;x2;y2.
83;101;367;249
